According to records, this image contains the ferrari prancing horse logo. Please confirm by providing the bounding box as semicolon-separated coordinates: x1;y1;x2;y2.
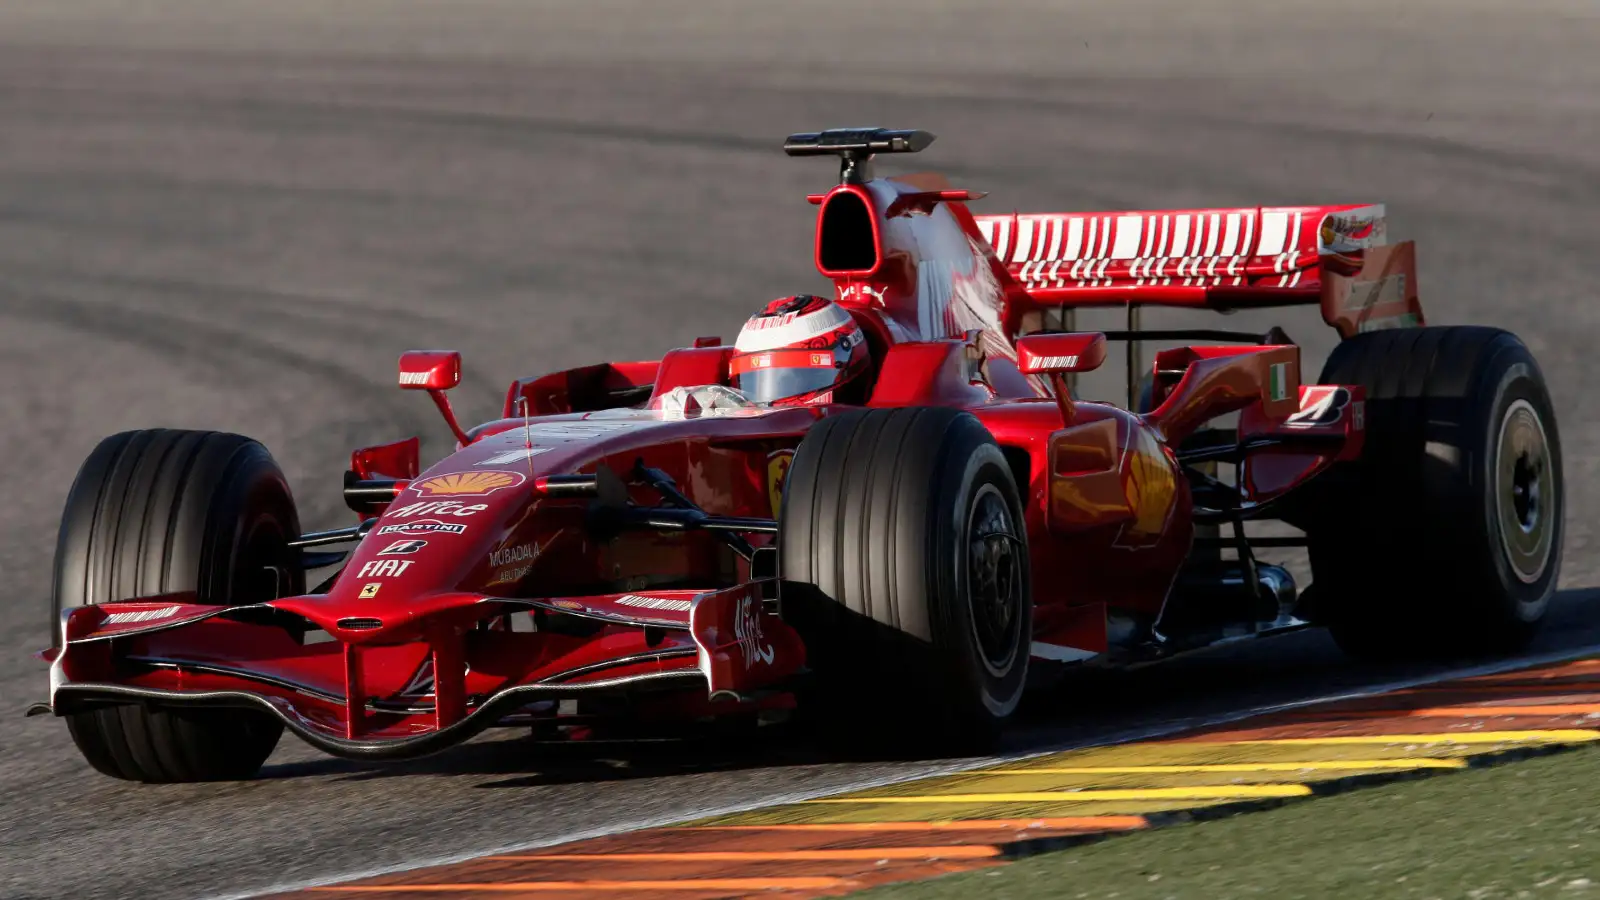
767;449;794;518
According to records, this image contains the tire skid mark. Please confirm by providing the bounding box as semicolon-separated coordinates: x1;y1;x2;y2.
0;288;431;431
0;268;445;331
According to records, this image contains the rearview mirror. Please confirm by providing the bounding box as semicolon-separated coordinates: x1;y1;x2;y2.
398;351;462;391
1014;332;1107;375
398;351;470;447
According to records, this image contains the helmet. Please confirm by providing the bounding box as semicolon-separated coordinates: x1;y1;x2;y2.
730;295;870;406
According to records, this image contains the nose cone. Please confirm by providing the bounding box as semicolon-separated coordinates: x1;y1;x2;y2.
320;462;540;621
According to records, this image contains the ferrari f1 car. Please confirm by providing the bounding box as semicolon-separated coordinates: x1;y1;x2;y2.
34;127;1563;782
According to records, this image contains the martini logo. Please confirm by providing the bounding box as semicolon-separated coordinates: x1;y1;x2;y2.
410;470;526;497
378;519;467;535
767;449;794;517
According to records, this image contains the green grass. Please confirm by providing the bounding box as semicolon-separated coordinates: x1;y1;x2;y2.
849;745;1600;900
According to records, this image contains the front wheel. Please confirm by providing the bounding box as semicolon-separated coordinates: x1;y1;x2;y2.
779;407;1031;755
52;429;302;782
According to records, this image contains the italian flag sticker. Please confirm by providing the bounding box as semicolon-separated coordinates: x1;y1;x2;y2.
1269;362;1290;402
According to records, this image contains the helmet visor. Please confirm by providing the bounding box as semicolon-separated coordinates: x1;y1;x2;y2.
737;366;839;405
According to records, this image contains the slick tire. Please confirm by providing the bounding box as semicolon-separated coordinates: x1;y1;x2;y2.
779;407;1031;756
1305;327;1563;660
52;429;303;782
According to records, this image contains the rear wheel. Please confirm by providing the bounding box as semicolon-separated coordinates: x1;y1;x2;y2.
1305;327;1562;659
779;407;1030;755
53;429;302;781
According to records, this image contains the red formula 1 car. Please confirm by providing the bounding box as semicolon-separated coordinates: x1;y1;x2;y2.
34;128;1564;782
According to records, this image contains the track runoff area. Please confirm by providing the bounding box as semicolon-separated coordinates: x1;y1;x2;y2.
248;647;1600;899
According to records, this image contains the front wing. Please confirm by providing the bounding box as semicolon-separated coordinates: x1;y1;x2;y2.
32;583;804;760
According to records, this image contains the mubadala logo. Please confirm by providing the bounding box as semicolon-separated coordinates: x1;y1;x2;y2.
377;519;467;536
489;542;539;567
387;500;489;518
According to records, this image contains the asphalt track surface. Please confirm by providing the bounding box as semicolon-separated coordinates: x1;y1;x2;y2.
1;2;1597;897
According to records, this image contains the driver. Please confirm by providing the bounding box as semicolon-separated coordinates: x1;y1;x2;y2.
652;295;871;416
727;295;870;406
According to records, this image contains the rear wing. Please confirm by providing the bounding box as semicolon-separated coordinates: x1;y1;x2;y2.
972;204;1425;339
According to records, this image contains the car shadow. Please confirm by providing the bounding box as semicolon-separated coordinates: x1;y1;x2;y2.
258;720;883;787
257;587;1600;786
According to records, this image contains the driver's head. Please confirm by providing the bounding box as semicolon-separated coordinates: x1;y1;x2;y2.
730;295;869;406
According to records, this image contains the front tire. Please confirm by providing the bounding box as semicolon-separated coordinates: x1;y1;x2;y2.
52;429;302;782
779;407;1031;755
1306;327;1563;659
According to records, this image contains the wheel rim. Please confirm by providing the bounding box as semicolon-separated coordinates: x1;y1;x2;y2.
1494;398;1555;585
965;483;1024;676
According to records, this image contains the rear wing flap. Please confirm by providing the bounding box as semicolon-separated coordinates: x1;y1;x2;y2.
971;204;1424;338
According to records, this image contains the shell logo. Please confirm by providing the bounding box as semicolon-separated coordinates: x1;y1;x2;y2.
410;470;527;497
767;449;794;518
1115;427;1178;548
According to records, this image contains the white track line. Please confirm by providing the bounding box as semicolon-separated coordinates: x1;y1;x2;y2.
218;640;1600;900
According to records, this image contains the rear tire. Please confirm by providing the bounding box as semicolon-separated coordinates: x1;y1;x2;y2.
52;429;303;782
779;407;1030;755
1306;327;1562;659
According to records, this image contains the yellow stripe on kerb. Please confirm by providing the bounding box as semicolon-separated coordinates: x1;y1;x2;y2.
492;847;1004;862
806;785;1311;804
1231;730;1600;745
980;759;1466;775
313;879;849;893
